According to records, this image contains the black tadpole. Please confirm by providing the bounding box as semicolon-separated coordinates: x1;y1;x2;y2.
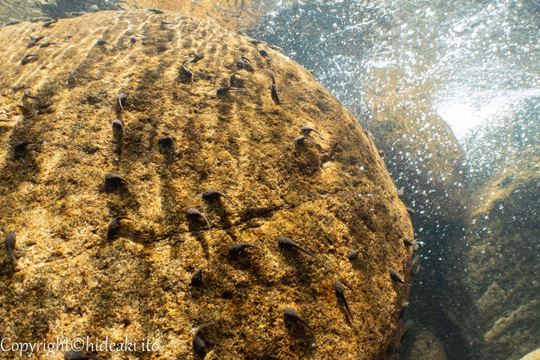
104;173;130;190
118;93;127;112
13;142;32;154
335;281;353;320
400;301;410;318
180;59;194;83
262;69;279;104
64;350;104;360
186;208;211;230
27;35;45;48
229;73;244;88
23;88;40;100
107;216;134;240
112;120;125;139
193;321;217;358
42;18;58;28
5;232;18;265
146;8;164;14
283;307;314;333
228;243;261;257
21;54;39;65
347;249;369;261
236;56;254;72
411;254;421;276
389;269;409;286
158;136;175;155
202;190;235;205
294;136;318;147
403;238;419;251
258;48;271;60
191;267;210;287
278;236;320;261
13;141;40;157
301;127;325;138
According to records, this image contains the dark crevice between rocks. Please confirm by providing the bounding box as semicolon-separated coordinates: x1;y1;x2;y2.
400;218;474;360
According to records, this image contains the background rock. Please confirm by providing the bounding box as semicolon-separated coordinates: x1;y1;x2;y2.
400;328;447;360
448;96;540;360
520;349;540;360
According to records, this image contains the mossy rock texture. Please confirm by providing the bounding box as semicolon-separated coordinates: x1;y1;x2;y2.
0;10;413;360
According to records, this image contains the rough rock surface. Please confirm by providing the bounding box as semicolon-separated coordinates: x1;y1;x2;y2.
0;10;413;360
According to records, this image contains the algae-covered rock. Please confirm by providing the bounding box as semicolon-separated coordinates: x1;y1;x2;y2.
0;10;413;360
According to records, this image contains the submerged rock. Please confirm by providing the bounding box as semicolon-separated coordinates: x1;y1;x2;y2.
448;98;540;360
0;10;412;360
520;349;540;360
400;328;447;360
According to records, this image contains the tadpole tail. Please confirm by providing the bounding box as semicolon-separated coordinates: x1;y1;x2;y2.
313;130;326;138
201;214;211;231
262;69;276;85
6;245;17;265
299;318;315;333
118;97;125;112
271;86;280;104
343;300;354;320
297;246;321;261
195;320;218;336
221;193;238;206
305;137;319;146
357;249;370;259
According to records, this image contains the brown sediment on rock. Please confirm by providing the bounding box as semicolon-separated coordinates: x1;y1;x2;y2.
0;10;413;360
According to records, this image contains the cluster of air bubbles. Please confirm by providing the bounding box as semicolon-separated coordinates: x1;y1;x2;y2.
463;94;540;189
252;0;540;145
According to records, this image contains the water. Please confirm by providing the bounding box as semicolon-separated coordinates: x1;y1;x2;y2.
1;1;538;359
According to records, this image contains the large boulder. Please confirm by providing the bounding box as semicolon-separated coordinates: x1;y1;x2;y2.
0;10;413;360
